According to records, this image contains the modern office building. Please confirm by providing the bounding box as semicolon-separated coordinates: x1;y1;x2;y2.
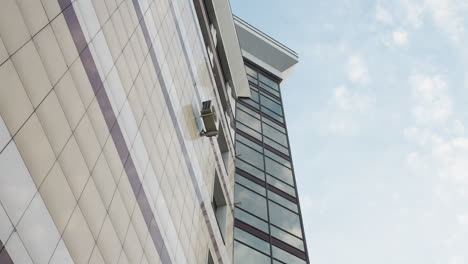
0;0;307;263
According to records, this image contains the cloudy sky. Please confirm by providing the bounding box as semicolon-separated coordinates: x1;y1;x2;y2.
232;0;468;263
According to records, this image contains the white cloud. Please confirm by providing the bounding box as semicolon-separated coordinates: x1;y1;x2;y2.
375;6;393;25
425;0;467;42
399;0;424;28
410;74;452;124
347;56;370;84
320;85;375;134
392;30;409;46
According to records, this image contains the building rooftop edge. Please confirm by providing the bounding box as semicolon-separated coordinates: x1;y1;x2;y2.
233;15;299;60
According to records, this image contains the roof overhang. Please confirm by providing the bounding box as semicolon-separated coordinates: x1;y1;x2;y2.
204;0;251;97
233;16;299;82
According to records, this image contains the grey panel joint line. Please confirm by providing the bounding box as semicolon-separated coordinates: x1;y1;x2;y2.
57;0;172;263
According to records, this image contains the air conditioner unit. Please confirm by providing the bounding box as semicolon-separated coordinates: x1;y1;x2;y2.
200;100;219;137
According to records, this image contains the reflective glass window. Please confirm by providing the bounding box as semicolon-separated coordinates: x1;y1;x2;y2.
237;104;260;119
236;143;264;169
236;174;266;196
236;134;262;153
269;202;302;237
245;65;257;79
265;158;294;185
237;110;261;132
234;242;271;264
234;228;270;255
262;107;284;123
247;75;258;84
268;190;298;213
259;82;281;97
235;208;269;233
264;138;289;156
262;123;288;146
270;226;304;251
266;176;296;197
237;159;265;180
237;123;262;141
251;89;260;102
263;118;286;134
259;73;279;90
235;184;268;220
261;95;283;116
272;246;306;264
265;149;291;169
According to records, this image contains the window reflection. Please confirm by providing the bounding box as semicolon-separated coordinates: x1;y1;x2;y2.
234;242;271;264
235;184;268;220
234;228;270;255
262;123;288;146
236;143;264;169
269;202;302;237
265;158;294;186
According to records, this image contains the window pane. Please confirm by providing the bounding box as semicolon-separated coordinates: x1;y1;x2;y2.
261;95;283;116
234;241;271;264
236;143;264;169
236;159;265;180
236;174;266;196
264;137;289;156
262;107;284;123
259;82;281;97
243;99;259;110
269;202;302;237
263;123;288;146
263;118;286;134
235;208;269;233
251;89;260;102
259;73;279;90
237;110;261;132
266;176;296;197
245;65;257;79
235;184;268;220
265;158;294;185
271;226;304;251
265;149;291;169
234;228;270;255
237;104;260;119
272;246;306;264
248;75;258;84
268;190;298;213
237;122;262;141
236;134;262;153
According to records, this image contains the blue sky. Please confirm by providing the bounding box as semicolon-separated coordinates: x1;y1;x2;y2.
231;0;468;263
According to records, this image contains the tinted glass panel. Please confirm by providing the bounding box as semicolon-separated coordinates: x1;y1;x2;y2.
262;107;284;123
261;95;283;116
245;65;257;79
265;158;294;185
235;184;268;220
236;174;266;196
269;202;302;237
267;176;296;197
237;110;261;132
236;134;262;153
263;118;286;134
271;226;305;251
259;73;279;90
264;138;289;156
236;143;264;169
236;159;265;180
237;104;260;119
263;124;288;146
235;209;269;233
237;123;262;141
247;75;258;84
272;246;306;264
265;149;291;169
234;228;270;255
259;82;281;97
268;190;298;213
234;242;271;264
251;89;260;102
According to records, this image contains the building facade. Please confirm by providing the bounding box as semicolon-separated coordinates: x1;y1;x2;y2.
0;0;306;264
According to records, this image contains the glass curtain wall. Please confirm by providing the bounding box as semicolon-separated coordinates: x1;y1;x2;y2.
234;63;309;264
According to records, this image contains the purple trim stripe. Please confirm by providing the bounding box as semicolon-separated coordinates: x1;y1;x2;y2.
129;0;224;262
58;1;171;263
0;240;14;264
